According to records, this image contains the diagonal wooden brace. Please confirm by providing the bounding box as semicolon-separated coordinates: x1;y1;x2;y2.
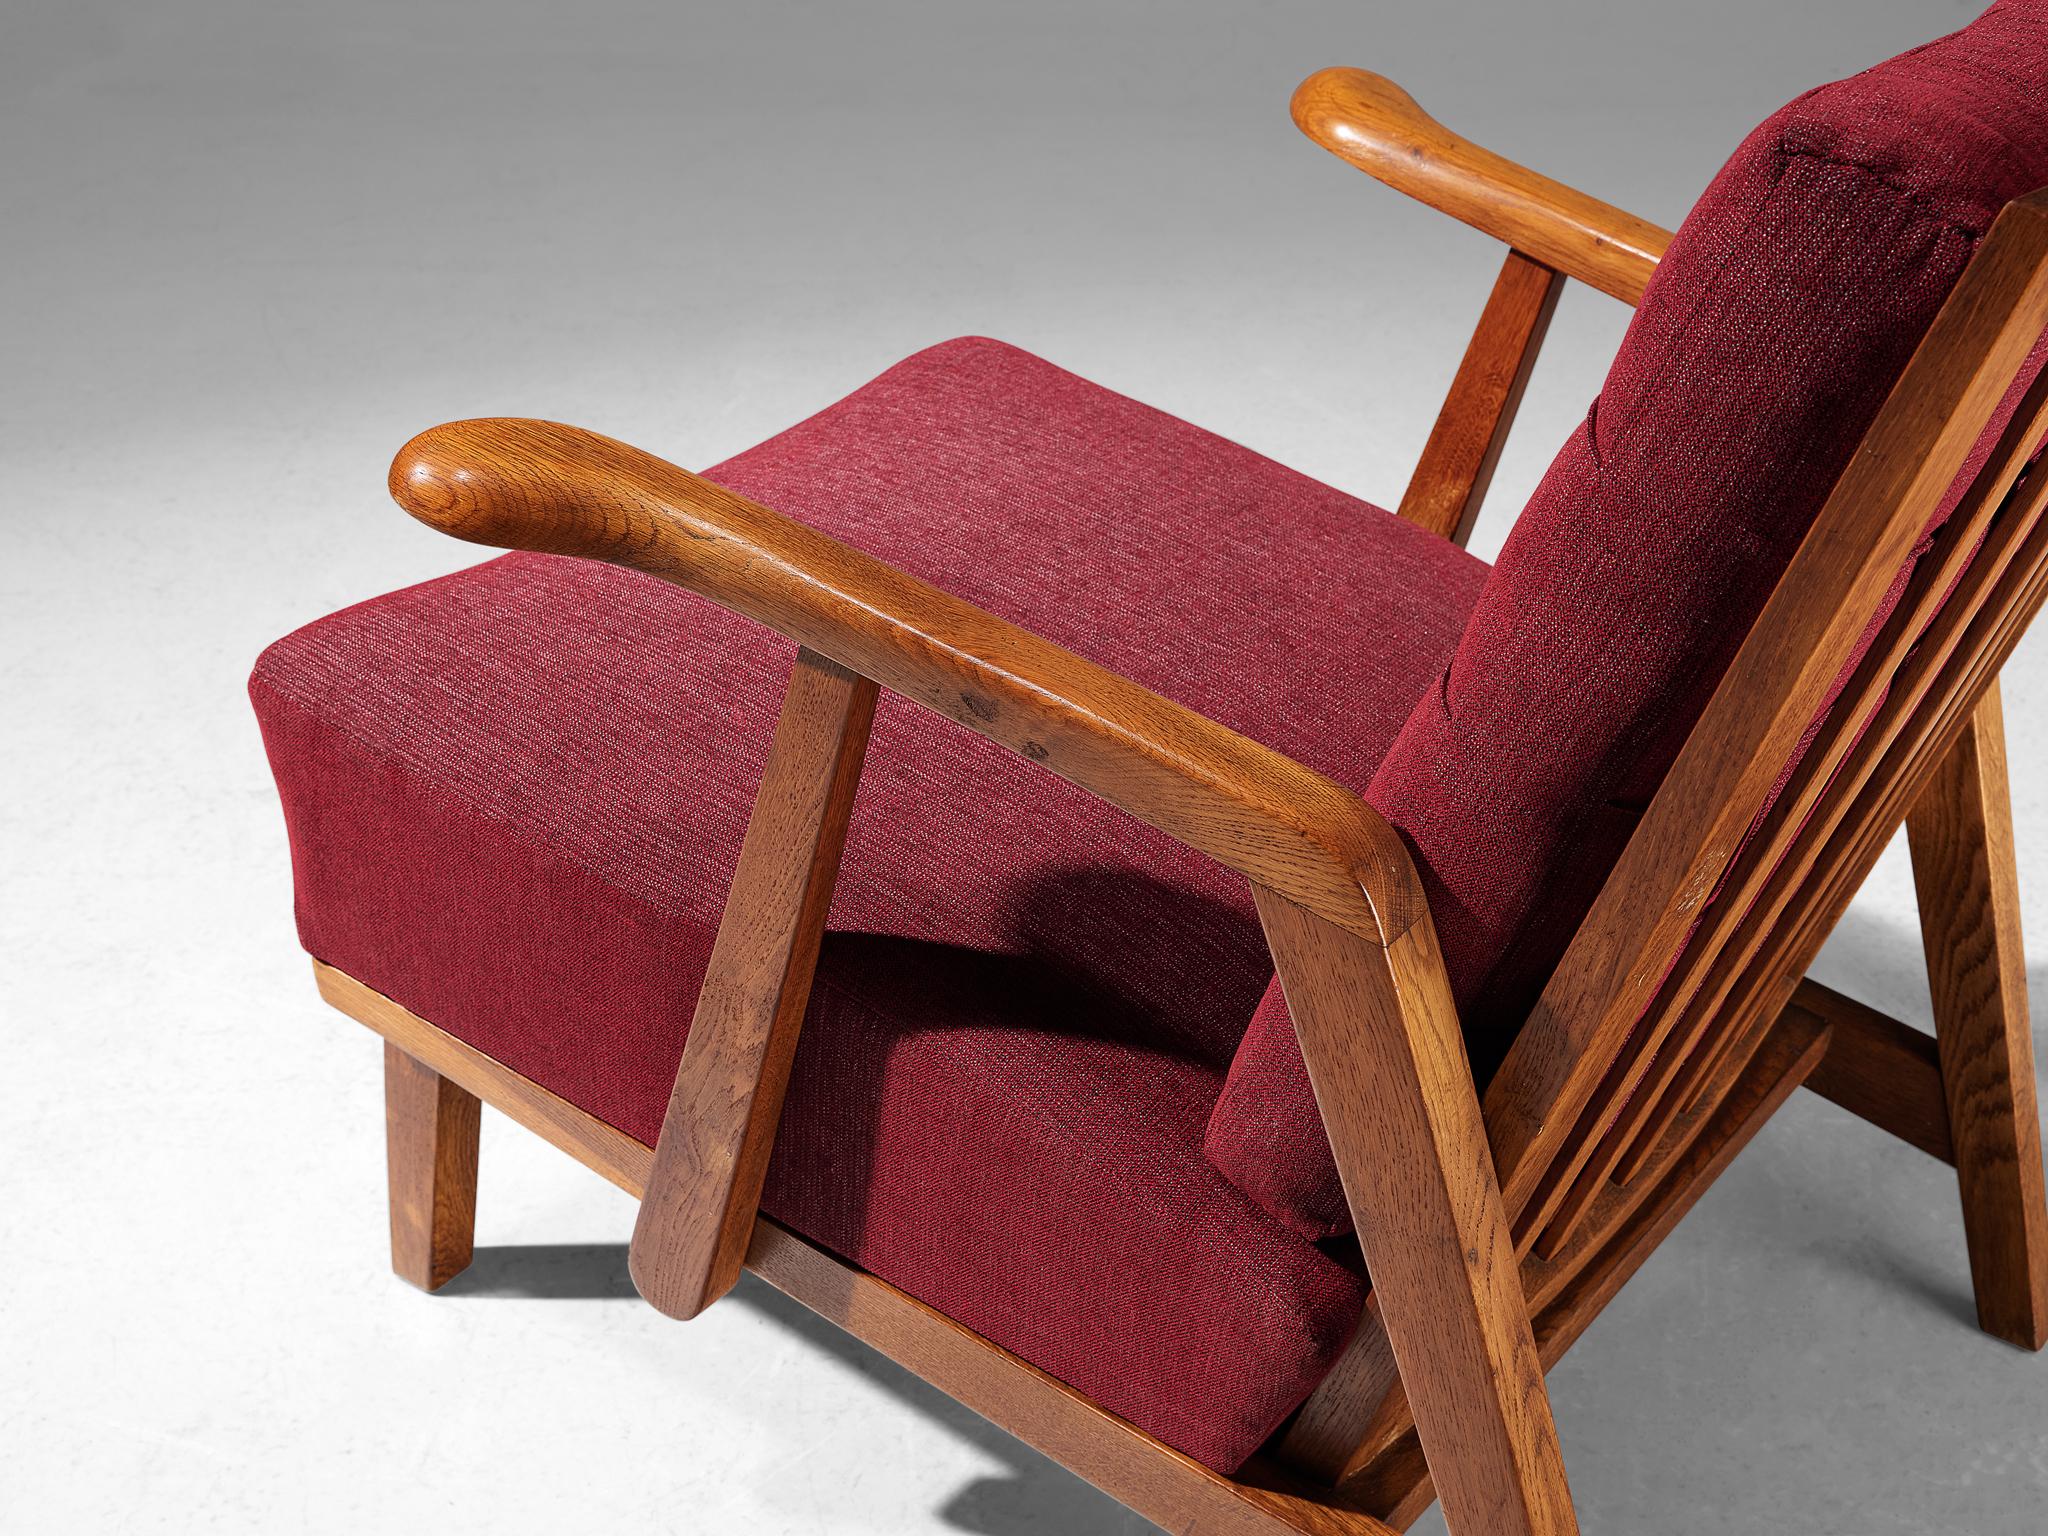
629;648;877;1319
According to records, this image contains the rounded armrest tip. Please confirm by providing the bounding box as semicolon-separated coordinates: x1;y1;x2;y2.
388;421;493;540
1290;68;1435;147
385;417;644;559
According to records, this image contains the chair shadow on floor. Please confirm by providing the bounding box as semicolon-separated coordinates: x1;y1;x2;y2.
440;1243;1152;1536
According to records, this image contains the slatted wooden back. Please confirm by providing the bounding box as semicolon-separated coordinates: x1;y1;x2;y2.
1472;189;2048;1255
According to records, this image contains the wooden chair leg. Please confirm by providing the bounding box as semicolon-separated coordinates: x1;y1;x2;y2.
1257;888;1578;1536
1905;680;2048;1349
384;1041;482;1292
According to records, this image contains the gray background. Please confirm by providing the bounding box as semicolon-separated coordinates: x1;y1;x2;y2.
6;1;2044;1531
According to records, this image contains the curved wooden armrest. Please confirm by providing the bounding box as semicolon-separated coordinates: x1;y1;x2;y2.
1292;67;1672;305
390;417;1423;945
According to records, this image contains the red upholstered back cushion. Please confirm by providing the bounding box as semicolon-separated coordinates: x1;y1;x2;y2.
1209;1;2048;1238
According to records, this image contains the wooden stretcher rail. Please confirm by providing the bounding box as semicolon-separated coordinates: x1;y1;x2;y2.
323;956;1830;1535
1795;980;1955;1164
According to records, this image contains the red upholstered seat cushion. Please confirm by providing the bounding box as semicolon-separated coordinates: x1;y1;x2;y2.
252;336;1488;1471
1207;0;2048;1239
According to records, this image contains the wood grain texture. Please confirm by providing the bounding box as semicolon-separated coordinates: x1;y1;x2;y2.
630;649;875;1320
1291;69;1671;305
1907;682;2048;1349
1669;416;2048;1145
1545;324;2048;1218
1257;887;1577;1536
1335;1003;1835;1531
1484;191;2048;1251
320;964;1397;1536
1671;489;2048;1135
383;1040;480;1292
387;418;1420;948
1796;978;1955;1164
1519;1006;1831;1373
1655;414;2048;1135
1399;249;1565;545
1662;475;2048;1187
1286;991;1835;1531
1280;968;1818;1496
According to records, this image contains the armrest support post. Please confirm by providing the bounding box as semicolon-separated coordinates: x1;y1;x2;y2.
1398;248;1566;545
629;648;876;1319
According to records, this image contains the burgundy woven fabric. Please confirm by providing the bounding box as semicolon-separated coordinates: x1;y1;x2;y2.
252;336;1488;1471
1208;0;2048;1239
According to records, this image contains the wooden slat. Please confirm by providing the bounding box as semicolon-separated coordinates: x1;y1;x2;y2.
629;648;876;1320
1671;589;2039;1130
1398;249;1565;545
1906;681;2048;1348
1669;457;2048;1125
1534;470;2031;1245
1486;198;2048;1255
1668;505;2048;1134
1327;1003;1832;1530
315;961;1396;1536
1259;888;1577;1536
1580;365;2048;1198
1667;547;2042;1128
1530;345;2048;1253
1796;979;1954;1164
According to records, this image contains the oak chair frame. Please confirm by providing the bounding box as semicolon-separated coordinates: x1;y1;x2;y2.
309;69;2048;1536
